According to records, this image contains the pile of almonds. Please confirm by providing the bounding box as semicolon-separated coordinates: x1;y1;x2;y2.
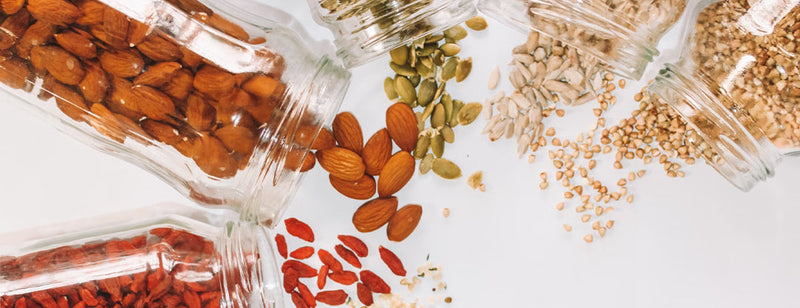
0;0;292;179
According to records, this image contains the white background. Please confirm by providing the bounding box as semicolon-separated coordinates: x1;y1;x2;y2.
2;1;800;307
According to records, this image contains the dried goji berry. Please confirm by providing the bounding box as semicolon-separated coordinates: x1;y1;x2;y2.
284;218;315;242
281;260;318;278
356;282;373;306
317;249;343;273
337;235;368;257
283;268;299;293
327;271;358;285
359;270;391;294
290;291;309;308
183;291;202;308
378;246;406;276
289;246;314;260
334;244;361;269
315;290;347;305
275;234;288;259
296;282;316;308
317;264;328;290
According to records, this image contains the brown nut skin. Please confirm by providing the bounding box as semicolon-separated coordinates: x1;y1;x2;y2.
386;204;422;242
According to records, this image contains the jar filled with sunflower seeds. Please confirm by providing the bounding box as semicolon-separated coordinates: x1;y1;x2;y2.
478;0;687;80
306;0;476;67
651;0;800;190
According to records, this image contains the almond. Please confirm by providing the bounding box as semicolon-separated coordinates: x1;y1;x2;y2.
141;119;182;145
0;57;32;90
385;102;418;152
100;49;145;78
75;0;105;26
1;0;25;14
214;125;256;155
134;62;182;87
242;74;281;98
0;9;30;50
192;133;238;179
315;147;365;181
89;103;125;143
47;78;89;122
352;197;398;233
244;97;276;124
193;65;235;99
16;21;57;59
386;204;422;242
332;112;363;154
215;107;256;131
106;76;144;120
377;151;415;197
161;68;193;100
284;148;316;172
55;30;98;59
78;61;109;104
130;85;176;121
180;46;203;69
102;5;130;49
137;35;182;62
312;128;336;150
330;174;376;200
293;125;323;149
200;13;250;41
27;0;80;26
362;129;392;176
185;94;216;131
40;46;86;85
127;20;150;46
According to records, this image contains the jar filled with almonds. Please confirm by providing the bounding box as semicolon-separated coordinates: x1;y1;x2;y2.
478;0;687;80
651;0;800;190
306;0;476;67
0;0;351;225
0;203;283;308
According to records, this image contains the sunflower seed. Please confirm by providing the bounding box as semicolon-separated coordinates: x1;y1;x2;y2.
488;65;500;90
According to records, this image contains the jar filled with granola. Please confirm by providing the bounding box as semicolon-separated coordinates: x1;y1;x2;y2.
478;0;687;80
306;0;476;67
0;203;283;308
0;0;351;226
651;0;800;190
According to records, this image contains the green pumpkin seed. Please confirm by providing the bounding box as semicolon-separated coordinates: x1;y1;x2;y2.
409;74;421;87
409;46;417;67
450;100;464;126
430;133;445;158
465;16;488;31
457;102;483;125
431;103;446;129
416;111;425;132
417;78;437;107
441;125;455;143
413;135;431;159
421;100;435;121
432;49;445;66
390;62;418;77
420;153;434;175
442;96;454;125
395;76;417;104
441;57;458;81
433;82;446;103
416;61;432;78
443;25;467;41
432;158;462;179
455;57;472;82
440;43;461;57
390;46;408;65
384;77;397;100
426;34;444;43
418;44;436;57
413;37;426;49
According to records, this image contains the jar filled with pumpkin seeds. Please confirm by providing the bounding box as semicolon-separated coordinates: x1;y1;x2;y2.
306;0;476;67
478;0;687;80
651;0;800;190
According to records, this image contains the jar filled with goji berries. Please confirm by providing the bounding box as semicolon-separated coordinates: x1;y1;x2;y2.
0;0;350;226
477;0;687;80
650;0;800;190
0;203;283;308
306;0;476;67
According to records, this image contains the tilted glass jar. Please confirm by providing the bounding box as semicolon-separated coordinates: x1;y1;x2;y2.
0;0;350;226
0;203;283;308
306;0;476;67
651;0;800;190
478;0;687;80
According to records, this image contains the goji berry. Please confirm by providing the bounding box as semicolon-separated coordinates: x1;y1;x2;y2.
290;291;309;308
315;290;347;305
317;265;328;290
378;246;406;276
334;244;361;269
317;249;343;272
327;271;358;285
275;234;288;259
284;218;315;242
283;268;299;293
297;282;316;307
359;270;391;294
337;235;368;257
356;282;373;306
281;260;318;278
289;246;315;260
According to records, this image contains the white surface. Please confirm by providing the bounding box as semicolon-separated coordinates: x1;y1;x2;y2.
1;1;800;307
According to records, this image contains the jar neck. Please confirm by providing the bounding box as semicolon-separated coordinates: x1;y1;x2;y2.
651;64;780;191
218;223;282;308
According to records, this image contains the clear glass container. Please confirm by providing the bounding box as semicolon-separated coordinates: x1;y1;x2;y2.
0;0;350;226
0;203;283;308
306;0;477;67
478;0;688;80
651;0;799;190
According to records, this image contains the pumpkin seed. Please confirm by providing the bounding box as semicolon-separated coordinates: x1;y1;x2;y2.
433;49;445;66
414;134;431;159
390;46;408;65
431;103;446;129
443;95;454;125
450;100;464;126
420;153;434;174
417;78;437;106
457;102;483;125
418;44;436;57
433;81;446;103
413;37;426;49
395;76;417;104
416;60;433;78
416;111;425;132
409;75;421;87
426;34;444;43
430;133;445;158
440;43;461;57
391;62;418;77
443;25;467;41
432;158;462;179
465;16;488;31
455;57;472;82
384;77;398;100
441;57;458;81
421;100;435;121
441;125;455;143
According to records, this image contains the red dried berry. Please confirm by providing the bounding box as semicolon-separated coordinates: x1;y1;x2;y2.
315;290;348;305
289;246;315;260
359;270;391;294
291;291;309;308
337;235;368;257
317;264;328;290
281;260;317;278
378;246;406;276
283;268;299;293
356;282;373;306
327;271;358;285
297;282;316;307
334;244;361;269
275;234;288;259
317;249;343;273
284;218;315;242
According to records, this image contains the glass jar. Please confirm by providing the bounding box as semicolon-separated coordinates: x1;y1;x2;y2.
0;0;350;226
306;0;477;67
651;0;799;190
478;0;687;80
0;203;283;308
